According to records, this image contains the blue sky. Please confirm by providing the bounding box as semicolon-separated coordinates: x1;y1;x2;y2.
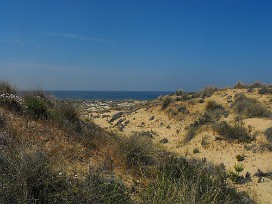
0;0;272;91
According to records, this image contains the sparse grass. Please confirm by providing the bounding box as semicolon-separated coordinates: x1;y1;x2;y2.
140;157;251;204
233;93;271;118
215;121;253;143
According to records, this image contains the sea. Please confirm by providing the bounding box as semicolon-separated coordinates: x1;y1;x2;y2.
47;91;172;101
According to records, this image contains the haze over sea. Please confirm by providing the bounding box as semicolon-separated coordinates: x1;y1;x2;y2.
48;91;172;101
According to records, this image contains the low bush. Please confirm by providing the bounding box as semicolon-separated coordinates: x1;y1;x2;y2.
234;82;247;89
249;81;265;88
215;121;253;143
264;127;272;143
161;96;171;110
200;86;218;98
51;102;79;123
233;93;271;118
258;86;272;95
205;100;224;112
175;89;184;96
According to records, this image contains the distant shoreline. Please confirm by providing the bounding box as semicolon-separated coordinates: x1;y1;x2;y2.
45;90;173;101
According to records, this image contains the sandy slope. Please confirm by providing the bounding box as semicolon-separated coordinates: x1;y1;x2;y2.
83;88;272;204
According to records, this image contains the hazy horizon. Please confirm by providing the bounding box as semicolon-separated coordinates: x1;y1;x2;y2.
1;0;272;91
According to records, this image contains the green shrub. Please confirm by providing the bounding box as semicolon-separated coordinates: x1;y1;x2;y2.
228;164;245;184
215;121;253;143
0;81;16;94
24;96;48;118
233;93;271;118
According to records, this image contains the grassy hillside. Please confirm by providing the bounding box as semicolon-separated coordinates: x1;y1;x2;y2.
0;81;256;203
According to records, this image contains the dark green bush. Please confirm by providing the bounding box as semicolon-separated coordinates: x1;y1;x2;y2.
215;121;253;143
0;98;22;112
24;96;48;118
233;93;271;118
